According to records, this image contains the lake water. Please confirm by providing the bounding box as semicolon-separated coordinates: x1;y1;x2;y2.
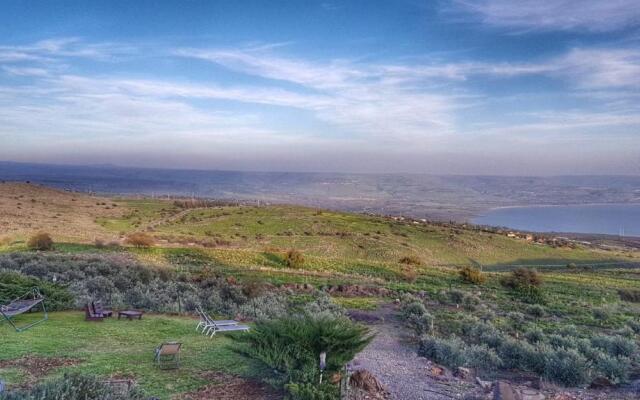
473;204;640;237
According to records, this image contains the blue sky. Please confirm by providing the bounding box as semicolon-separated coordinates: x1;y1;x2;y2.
1;0;639;175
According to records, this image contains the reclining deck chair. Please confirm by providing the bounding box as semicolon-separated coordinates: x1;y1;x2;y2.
0;287;47;332
154;342;182;369
195;306;237;331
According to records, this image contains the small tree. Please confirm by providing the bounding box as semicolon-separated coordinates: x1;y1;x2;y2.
459;266;486;284
125;232;155;248
285;249;305;269
27;232;54;251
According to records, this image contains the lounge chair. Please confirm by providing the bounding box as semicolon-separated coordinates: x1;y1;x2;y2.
206;320;250;337
154;342;181;369
84;303;104;322
92;301;113;317
195;306;239;335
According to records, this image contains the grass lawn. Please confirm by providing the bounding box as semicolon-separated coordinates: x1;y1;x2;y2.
0;312;262;399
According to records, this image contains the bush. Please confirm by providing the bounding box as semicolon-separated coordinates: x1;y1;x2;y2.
0;271;73;311
459;266;486;284
447;289;466;305
593;354;630;384
0;372;144;400
618;289;640;302
524;327;545;344
542;348;590;386
124;232;154;248
284;383;339;400
465;344;502;373
418;336;466;369
525;304;545;318
591;335;637;358
233;315;372;386
27;232;53;251
399;255;421;265
497;338;535;370
407;312;434;336
500;268;544;303
285;249;305;269
592;307;612;322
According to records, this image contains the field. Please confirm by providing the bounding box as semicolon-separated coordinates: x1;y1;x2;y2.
1;182;639;399
0;312;269;399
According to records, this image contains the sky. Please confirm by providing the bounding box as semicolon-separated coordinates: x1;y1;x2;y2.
0;0;639;175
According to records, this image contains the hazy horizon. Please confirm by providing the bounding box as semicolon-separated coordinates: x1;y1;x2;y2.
1;1;639;175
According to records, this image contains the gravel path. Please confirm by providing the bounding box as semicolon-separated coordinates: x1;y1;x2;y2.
350;306;469;400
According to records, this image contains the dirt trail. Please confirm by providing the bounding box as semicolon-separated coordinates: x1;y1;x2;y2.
350;305;471;400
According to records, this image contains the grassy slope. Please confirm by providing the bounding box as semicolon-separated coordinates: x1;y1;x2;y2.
2;183;640;396
0;312;260;399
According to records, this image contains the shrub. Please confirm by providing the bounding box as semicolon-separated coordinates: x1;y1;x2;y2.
593;354;630;384
0;372;145;400
501;268;543;288
124;232;154;248
592;307;612;322
500;268;544;303
525;304;545;318
233;315;372;386
285;249;305;269
618;289;640;303
464;344;502;373
418;336;466;369
524;327;545;344
27;232;53;251
459;266;486;284
498;338;534;370
284;382;339;400
447;289;466;305
542;348;590;386
402;301;427;320
627;319;640;334
407;312;434;336
0;271;73;311
591;335;637;358
399;255;421;265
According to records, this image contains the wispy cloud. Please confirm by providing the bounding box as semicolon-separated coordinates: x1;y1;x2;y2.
451;0;640;32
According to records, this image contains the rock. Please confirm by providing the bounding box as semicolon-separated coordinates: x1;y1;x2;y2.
589;376;613;388
456;367;473;380
493;381;517;400
430;366;445;376
519;388;544;400
476;377;493;392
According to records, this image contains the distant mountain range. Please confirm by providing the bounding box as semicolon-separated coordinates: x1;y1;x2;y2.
1;161;639;221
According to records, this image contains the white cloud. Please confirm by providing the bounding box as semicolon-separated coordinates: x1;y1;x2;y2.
452;0;640;32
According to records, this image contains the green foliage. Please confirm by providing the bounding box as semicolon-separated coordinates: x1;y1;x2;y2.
541;348;590;386
459;266;486;285
233;315;372;388
590;335;637;358
525;304;545;318
284;383;339;400
418;336;466;369
0;271;73;311
0;372;145;400
27;232;53;251
500;268;544;303
593;354;630;384
285;249;305;269
465;344;502;373
618;289;640;302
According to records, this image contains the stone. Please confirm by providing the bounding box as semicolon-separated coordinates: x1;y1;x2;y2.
493;381;517;400
589;376;613;388
455;366;473;380
476;377;493;392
